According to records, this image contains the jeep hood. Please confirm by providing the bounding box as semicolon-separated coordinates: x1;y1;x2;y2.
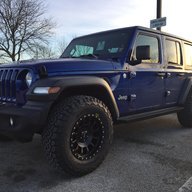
0;58;115;74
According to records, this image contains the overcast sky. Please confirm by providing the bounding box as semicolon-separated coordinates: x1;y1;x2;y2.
45;0;192;44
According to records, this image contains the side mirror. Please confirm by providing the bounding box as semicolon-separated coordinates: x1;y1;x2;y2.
136;45;150;60
129;45;150;66
129;59;142;65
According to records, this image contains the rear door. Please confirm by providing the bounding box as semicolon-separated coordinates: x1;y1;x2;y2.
164;37;186;106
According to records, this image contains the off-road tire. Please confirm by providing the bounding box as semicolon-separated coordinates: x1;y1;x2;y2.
177;89;192;127
42;95;113;176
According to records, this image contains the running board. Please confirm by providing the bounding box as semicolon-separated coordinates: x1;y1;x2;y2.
118;106;184;122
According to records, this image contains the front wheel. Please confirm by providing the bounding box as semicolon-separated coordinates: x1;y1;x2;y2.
42;96;113;176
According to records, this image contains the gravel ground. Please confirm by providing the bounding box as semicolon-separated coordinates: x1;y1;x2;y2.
0;113;192;192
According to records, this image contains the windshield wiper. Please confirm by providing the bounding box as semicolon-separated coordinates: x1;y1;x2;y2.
61;56;77;58
79;54;99;59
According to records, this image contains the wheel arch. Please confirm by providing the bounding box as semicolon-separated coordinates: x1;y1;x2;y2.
51;76;119;121
178;77;192;105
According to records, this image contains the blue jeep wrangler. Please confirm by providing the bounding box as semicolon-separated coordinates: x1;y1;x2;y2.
0;26;192;176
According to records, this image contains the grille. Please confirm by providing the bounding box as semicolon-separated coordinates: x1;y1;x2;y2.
0;69;19;102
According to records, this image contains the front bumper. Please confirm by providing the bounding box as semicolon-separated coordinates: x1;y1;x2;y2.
0;101;52;142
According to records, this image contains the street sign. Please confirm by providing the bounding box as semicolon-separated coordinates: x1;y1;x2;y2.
150;17;166;29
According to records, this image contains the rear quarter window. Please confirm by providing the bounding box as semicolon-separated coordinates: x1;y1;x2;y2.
184;43;192;69
165;39;182;66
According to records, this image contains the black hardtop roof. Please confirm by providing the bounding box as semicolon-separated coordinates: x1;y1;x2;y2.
135;26;192;43
74;26;192;44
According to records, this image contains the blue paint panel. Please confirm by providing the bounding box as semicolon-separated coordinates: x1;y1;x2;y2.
128;71;164;112
113;72;130;115
165;71;186;105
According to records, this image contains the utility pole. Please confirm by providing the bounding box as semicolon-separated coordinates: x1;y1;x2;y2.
157;0;162;31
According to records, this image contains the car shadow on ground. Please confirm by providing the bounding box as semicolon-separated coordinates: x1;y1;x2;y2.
0;114;190;192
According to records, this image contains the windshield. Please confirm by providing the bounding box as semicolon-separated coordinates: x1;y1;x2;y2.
61;28;133;60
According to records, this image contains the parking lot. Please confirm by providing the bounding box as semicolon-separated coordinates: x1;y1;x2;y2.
0;113;192;192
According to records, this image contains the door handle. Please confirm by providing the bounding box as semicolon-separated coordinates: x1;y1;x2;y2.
166;72;171;78
157;72;166;77
177;73;185;76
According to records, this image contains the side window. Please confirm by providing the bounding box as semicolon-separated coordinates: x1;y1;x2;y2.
132;34;160;63
165;40;182;65
184;43;192;67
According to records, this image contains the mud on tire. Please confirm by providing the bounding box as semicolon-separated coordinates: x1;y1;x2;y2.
42;95;113;176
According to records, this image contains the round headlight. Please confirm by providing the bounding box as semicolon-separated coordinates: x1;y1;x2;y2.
26;72;33;87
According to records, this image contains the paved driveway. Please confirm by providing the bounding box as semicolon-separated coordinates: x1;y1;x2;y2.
0;114;192;192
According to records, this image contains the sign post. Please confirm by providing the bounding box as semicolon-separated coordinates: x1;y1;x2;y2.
157;0;162;30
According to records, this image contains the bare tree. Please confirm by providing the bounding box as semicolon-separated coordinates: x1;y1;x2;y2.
57;38;68;56
33;44;56;59
0;0;54;61
56;35;78;57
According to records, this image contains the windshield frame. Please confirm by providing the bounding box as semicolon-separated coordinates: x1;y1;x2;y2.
61;27;134;60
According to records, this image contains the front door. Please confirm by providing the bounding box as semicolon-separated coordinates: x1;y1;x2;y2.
128;32;165;112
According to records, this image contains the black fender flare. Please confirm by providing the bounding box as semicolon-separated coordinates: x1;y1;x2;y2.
27;76;119;120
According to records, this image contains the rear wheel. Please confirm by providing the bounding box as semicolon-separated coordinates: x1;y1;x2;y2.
42;95;113;176
177;89;192;127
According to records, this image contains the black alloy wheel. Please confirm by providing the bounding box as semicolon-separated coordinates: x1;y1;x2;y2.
70;113;105;161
